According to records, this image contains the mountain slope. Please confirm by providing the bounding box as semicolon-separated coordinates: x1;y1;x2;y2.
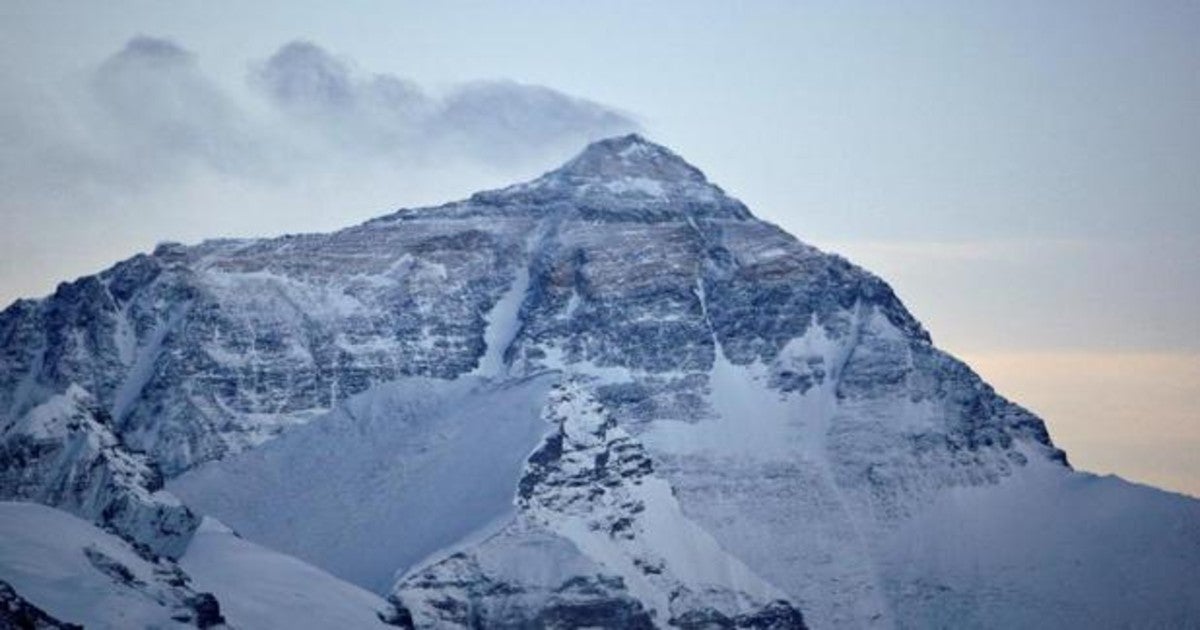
179;517;396;629
1;134;1197;628
170;374;558;592
0;501;217;628
0;501;396;629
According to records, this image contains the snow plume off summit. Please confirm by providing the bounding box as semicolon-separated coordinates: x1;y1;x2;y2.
1;134;1198;628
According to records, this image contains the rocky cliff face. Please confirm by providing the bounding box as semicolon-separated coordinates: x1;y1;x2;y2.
392;382;807;629
1;134;1195;629
0;385;197;558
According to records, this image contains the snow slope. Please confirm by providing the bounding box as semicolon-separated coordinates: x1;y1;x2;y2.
0;502;204;628
170;374;557;592
180;517;395;629
0;500;422;629
880;458;1200;629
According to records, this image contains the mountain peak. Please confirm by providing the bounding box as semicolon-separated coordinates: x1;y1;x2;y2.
457;134;752;222
551;133;708;185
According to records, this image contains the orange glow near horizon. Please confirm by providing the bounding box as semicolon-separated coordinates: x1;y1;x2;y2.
962;351;1200;498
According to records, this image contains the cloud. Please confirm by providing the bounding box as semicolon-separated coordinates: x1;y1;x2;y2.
0;36;638;307
1;36;637;198
254;41;362;115
89;36;267;182
0;36;273;198
248;40;635;164
248;41;436;159
437;80;636;164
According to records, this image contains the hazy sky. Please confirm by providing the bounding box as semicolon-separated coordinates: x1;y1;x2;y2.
2;1;1197;496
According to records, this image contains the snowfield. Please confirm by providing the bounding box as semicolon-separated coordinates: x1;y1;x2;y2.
181;517;395;629
880;459;1200;628
0;501;195;628
170;374;557;592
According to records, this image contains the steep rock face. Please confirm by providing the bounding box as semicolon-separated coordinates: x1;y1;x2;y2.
0;134;1061;487
391;382;806;628
0;386;197;558
2;134;1196;628
392;530;657;630
0;220;531;478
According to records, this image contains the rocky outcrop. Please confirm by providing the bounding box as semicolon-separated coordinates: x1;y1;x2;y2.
0;386;198;558
0;580;81;630
392;382;806;629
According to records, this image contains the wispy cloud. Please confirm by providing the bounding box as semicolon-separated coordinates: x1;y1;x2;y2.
0;36;638;305
89;36;268;182
249;40;635;166
0;36;636;194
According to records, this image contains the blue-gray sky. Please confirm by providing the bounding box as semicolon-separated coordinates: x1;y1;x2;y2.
1;1;1197;496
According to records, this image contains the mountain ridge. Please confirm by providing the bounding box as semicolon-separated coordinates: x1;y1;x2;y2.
1;134;1195;629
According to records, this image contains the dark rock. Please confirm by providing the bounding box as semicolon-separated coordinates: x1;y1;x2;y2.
0;580;82;630
186;593;224;629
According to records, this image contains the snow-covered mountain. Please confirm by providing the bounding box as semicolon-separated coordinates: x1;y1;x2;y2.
1;134;1197;628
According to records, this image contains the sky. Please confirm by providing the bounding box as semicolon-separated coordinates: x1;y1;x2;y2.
1;1;1197;497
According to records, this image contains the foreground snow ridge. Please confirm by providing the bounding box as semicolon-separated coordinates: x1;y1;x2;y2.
1;134;1197;629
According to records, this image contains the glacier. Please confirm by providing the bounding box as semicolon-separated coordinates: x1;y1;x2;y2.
0;133;1198;628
